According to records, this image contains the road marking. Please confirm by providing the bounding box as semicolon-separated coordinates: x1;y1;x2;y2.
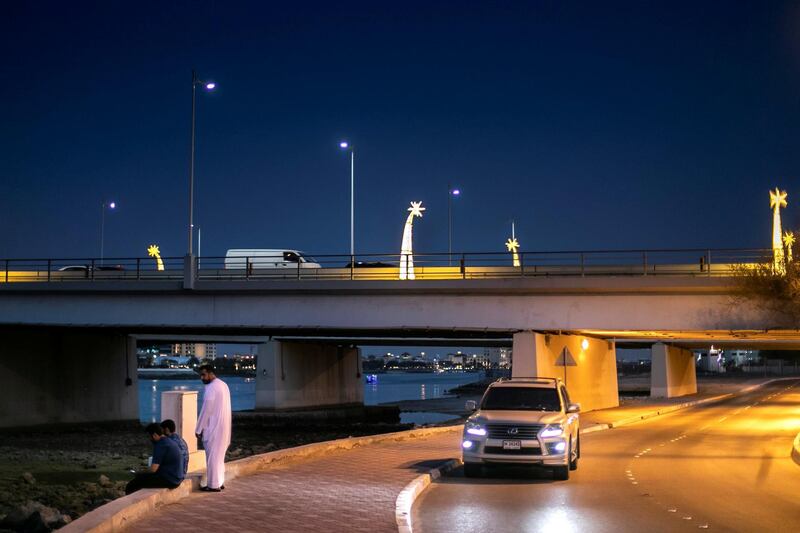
668;508;677;513
683;516;693;520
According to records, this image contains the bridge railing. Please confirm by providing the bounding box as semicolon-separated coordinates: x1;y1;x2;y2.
0;248;775;283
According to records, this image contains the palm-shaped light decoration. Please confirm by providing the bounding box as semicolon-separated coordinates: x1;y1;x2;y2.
506;237;521;267
784;231;795;264
399;201;425;280
148;244;165;271
770;188;788;274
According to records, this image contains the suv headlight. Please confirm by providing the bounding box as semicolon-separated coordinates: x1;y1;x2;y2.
465;421;487;436
540;424;563;438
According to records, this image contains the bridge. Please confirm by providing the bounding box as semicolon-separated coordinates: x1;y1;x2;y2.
0;248;792;428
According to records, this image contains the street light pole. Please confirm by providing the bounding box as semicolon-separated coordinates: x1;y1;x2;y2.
100;200;116;265
340;141;355;257
448;184;460;265
188;69;216;256
350;149;354;257
188;70;197;256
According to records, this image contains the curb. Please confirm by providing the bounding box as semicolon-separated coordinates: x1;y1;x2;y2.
395;458;462;533
64;424;462;533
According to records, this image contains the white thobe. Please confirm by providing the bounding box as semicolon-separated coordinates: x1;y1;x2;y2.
197;377;232;489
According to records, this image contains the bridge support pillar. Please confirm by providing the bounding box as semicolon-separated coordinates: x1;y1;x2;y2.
0;331;138;428
650;343;697;398
512;331;619;411
255;341;363;410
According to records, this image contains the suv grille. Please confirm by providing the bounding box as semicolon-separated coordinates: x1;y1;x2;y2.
486;424;543;439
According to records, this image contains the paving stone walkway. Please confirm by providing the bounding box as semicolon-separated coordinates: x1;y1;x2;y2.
128;431;461;533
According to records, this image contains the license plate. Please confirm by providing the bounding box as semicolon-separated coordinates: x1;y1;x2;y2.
502;440;522;450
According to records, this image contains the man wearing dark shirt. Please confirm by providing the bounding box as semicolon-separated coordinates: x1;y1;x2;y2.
161;419;189;475
125;423;185;495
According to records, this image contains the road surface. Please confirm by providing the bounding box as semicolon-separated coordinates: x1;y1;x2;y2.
413;379;800;532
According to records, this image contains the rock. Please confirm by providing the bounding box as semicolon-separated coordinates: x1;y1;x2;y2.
0;501;63;532
111;453;121;460
264;443;277;451
21;472;36;485
229;447;243;457
98;475;112;487
82;463;97;469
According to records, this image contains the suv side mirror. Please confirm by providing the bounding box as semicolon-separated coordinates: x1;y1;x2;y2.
465;400;477;411
567;403;581;413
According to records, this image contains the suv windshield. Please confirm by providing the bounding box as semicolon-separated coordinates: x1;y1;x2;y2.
481;387;562;411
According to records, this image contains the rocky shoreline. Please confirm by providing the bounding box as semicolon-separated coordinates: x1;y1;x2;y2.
0;415;412;532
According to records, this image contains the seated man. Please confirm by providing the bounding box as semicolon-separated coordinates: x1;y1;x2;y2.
125;423;185;495
161;419;189;476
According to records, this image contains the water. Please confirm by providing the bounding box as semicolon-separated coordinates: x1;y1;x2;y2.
138;377;255;423
138;371;483;423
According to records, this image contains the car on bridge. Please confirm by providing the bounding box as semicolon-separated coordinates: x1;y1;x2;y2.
461;377;580;480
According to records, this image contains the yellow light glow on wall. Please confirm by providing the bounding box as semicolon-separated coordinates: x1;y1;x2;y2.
581;338;589;351
148;244;165;271
770;188;788;274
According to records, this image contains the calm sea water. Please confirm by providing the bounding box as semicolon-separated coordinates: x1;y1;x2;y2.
138;371;483;424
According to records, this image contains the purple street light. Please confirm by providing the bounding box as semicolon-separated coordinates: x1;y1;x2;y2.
451;189;461;196
205;82;216;90
109;201;116;209
340;141;349;149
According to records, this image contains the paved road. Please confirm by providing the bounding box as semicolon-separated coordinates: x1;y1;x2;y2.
413;379;800;533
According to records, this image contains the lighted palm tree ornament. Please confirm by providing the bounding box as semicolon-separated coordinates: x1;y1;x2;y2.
770;188;788;273
784;231;795;264
505;220;521;267
399;201;425;280
148;244;165;271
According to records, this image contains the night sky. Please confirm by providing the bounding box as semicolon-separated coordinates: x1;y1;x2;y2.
4;1;800;261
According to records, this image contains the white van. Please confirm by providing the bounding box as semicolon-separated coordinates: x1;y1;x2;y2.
224;249;321;270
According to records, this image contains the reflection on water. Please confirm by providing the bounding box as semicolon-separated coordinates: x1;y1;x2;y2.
139;372;482;422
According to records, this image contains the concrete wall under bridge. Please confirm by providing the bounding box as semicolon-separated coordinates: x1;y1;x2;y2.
0;331;138;428
651;343;698;398
511;331;619;412
255;341;363;410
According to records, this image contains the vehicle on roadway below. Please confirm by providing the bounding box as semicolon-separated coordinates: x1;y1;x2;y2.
224;249;321;270
57;265;125;272
344;260;395;268
461;377;580;480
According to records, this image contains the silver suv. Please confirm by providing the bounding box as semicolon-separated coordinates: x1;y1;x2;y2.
461;377;580;480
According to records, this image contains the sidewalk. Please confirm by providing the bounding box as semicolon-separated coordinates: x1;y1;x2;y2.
119;379;774;533
127;431;462;533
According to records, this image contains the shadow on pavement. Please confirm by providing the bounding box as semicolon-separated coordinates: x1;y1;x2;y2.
401;459;459;472
437;465;560;485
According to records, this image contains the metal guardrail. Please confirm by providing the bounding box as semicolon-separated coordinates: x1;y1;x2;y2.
0;248;774;283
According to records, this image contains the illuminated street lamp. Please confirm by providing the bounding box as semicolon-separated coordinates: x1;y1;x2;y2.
188;69;216;256
448;184;460;265
100;200;116;265
340;141;355;257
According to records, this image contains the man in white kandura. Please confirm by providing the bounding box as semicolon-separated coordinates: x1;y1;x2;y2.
196;363;232;492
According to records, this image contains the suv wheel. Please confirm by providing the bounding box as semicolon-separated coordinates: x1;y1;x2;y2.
569;436;580;471
464;463;482;478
